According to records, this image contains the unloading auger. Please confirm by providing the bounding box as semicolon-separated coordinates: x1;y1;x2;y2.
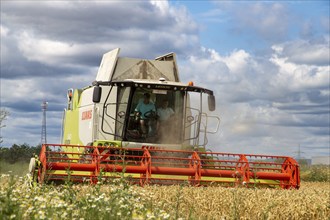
29;48;300;189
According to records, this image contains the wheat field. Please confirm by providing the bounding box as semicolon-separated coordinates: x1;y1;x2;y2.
145;182;330;219
1;173;329;220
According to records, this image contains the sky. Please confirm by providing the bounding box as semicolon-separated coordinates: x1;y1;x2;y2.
1;0;329;159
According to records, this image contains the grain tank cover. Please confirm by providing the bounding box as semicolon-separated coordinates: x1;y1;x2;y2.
96;48;120;82
95;48;180;82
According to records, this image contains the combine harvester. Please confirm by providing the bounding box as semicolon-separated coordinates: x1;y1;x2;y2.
30;48;300;189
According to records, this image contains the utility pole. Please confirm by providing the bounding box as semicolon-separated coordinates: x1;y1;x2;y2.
41;101;48;145
295;144;305;161
298;144;301;160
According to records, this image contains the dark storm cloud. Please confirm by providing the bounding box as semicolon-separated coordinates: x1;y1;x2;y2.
1;59;86;79
0;1;200;147
275;103;329;114
2;2;164;41
274;118;329;128
308;128;330;136
1;1;199;80
2;1;198;56
306;146;330;150
293;110;330;115
2;100;65;113
1;29;96;79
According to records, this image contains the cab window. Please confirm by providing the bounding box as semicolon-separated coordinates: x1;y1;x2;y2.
125;88;184;144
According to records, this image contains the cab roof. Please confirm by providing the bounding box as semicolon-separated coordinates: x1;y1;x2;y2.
94;79;214;95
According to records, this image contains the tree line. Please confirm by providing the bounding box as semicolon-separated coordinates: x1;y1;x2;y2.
0;144;41;164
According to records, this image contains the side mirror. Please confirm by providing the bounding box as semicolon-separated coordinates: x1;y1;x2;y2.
208;95;216;111
93;86;102;103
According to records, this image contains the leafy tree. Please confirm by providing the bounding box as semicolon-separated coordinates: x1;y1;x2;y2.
0;144;41;164
0;109;10;144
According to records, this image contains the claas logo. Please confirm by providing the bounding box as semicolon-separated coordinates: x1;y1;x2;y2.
82;110;92;120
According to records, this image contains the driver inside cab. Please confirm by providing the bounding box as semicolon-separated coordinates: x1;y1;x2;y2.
134;93;156;136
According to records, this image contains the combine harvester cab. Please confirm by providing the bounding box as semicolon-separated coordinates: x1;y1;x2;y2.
30;48;300;189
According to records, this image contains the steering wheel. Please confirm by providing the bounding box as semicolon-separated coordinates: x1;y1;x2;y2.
144;110;157;119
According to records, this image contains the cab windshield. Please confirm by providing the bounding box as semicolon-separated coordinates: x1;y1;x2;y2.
124;87;184;144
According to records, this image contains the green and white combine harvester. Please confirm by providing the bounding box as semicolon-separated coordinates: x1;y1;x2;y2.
29;48;300;189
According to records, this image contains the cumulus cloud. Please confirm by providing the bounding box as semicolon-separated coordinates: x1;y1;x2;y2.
180;44;329;156
270;40;329;101
271;39;330;66
1;0;200;89
0;1;328;158
1;0;200;147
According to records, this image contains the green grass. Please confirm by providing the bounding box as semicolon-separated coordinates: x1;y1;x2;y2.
0;160;29;176
300;165;330;182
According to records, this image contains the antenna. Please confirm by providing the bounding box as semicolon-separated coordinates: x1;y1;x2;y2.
295;144;305;160
41;101;48;145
